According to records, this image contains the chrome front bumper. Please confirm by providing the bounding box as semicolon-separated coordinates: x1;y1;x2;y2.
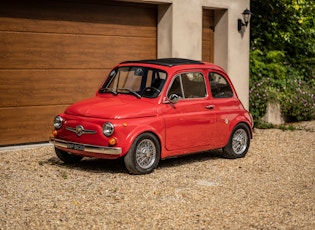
50;138;122;155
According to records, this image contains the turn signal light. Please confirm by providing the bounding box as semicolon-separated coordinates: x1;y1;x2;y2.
52;130;58;137
108;137;117;146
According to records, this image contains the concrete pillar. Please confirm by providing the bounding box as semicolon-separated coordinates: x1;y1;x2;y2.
157;4;172;58
158;1;202;59
225;2;251;110
213;9;228;71
171;0;202;59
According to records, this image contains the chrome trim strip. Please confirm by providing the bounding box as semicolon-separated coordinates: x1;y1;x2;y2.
66;125;97;137
50;138;122;155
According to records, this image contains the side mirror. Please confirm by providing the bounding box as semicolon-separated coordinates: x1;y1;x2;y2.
168;94;179;104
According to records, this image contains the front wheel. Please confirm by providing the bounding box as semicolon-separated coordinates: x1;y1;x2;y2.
124;133;160;175
55;148;83;163
223;123;251;159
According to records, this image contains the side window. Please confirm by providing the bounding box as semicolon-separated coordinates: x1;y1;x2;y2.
167;72;206;99
181;73;206;98
208;72;233;98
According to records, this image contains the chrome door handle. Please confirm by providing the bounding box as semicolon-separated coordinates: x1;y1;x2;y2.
205;105;215;109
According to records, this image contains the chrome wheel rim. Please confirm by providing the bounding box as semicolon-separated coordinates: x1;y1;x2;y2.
136;139;156;169
232;129;248;155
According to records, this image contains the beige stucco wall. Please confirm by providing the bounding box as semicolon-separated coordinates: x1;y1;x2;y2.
129;0;251;109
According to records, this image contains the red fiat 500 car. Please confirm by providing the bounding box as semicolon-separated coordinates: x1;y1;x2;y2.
50;58;253;174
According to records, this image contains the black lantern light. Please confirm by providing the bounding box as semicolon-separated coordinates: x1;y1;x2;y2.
238;8;252;31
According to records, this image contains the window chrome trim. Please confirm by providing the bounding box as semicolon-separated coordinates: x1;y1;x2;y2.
166;71;208;100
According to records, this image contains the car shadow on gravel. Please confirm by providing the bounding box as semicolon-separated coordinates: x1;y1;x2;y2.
45;150;224;174
45;156;128;174
158;150;223;170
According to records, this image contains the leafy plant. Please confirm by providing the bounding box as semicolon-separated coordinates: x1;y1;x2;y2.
249;49;286;121
280;79;315;121
250;0;315;81
249;0;315;123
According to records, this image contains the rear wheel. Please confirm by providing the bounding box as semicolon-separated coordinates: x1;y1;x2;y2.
124;133;160;175
55;148;83;163
223;123;250;159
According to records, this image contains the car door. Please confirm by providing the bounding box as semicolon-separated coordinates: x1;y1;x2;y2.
163;71;217;151
207;71;242;146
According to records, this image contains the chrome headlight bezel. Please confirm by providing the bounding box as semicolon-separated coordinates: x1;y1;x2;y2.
103;122;114;137
53;116;64;130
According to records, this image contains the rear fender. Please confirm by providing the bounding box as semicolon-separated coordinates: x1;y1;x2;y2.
229;117;253;138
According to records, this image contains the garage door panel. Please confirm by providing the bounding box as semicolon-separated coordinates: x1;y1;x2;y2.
202;28;212;39
0;105;67;146
0;0;156;28
0;17;156;38
0;69;109;107
202;41;212;64
0;0;157;145
0;32;156;69
202;9;214;63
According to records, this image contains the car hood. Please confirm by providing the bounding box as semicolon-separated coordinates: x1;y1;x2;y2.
65;95;158;119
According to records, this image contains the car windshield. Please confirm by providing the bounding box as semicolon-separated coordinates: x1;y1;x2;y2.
99;66;167;98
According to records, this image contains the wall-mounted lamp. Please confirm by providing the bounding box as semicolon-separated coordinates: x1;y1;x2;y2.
237;8;252;31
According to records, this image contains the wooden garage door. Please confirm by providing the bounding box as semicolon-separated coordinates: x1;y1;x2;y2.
0;0;157;146
202;9;214;63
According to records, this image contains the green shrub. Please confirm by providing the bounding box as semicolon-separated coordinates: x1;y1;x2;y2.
280;79;315;121
249;49;315;122
249;49;285;121
249;0;315;123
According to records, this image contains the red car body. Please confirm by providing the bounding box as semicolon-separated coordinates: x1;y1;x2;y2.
50;58;253;174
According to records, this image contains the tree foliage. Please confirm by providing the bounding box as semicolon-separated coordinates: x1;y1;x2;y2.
251;0;315;80
249;0;315;122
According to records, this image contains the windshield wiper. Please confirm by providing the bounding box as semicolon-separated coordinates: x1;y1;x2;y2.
120;88;142;98
99;87;118;95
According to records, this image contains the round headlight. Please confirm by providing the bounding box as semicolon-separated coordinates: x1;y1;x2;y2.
103;122;114;137
54;116;64;129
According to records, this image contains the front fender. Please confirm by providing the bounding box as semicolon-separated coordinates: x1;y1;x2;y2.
115;116;165;156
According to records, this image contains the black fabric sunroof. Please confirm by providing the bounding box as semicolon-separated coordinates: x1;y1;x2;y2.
121;58;204;67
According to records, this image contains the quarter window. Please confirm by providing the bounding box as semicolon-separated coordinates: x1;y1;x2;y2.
168;75;183;98
167;72;206;99
208;72;233;98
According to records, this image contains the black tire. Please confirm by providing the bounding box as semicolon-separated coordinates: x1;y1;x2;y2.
124;133;160;175
55;147;83;163
223;123;251;159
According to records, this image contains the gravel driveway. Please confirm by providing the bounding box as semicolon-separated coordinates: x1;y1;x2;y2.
1;121;314;229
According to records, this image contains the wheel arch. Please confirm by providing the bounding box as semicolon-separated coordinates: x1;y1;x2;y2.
123;130;162;174
122;126;164;157
136;131;162;150
229;118;253;139
222;122;251;159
